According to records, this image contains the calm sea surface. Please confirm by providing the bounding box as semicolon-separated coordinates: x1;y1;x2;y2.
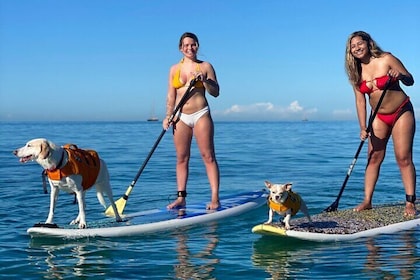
1;121;419;279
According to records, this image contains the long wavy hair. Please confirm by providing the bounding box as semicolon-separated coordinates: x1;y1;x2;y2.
345;31;385;86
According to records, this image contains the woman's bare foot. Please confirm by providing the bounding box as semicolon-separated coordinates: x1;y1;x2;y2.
206;200;220;210
353;201;372;212
167;197;186;209
404;202;417;216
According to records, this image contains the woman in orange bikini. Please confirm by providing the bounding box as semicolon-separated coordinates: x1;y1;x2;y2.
163;32;220;210
345;31;416;215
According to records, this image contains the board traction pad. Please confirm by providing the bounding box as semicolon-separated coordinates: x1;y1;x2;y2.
265;203;419;234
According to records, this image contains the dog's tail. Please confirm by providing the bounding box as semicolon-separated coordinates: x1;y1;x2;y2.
96;192;107;208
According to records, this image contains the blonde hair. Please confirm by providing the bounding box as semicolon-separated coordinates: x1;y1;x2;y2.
344;31;385;86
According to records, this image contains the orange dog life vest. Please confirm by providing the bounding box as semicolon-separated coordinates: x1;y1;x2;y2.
268;191;302;216
46;144;100;191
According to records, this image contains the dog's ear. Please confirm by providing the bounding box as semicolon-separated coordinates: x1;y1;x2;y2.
39;141;51;160
284;183;293;191
264;181;272;189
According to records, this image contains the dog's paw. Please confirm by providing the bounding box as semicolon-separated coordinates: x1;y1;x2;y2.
70;218;87;229
79;223;87;229
277;221;287;228
72;220;87;229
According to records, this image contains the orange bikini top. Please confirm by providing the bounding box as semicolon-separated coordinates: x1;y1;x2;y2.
172;59;204;89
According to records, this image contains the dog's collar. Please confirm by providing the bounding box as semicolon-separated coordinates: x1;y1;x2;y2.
47;148;66;171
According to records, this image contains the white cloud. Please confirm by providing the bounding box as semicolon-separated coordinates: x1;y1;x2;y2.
223;102;275;114
217;101;317;120
288;101;303;112
212;101;360;121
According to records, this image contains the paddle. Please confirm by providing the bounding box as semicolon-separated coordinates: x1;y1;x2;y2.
105;77;200;216
324;76;393;212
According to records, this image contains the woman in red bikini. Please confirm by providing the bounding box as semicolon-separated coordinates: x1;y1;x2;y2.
163;32;220;210
345;31;416;215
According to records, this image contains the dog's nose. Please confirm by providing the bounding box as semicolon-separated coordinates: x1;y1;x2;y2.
13;150;17;155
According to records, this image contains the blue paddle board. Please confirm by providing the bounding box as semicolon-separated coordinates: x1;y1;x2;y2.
28;190;267;239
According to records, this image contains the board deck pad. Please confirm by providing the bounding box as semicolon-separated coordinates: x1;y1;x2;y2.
27;190;267;239
252;203;420;242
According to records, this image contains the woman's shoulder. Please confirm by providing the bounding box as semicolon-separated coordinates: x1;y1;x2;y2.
197;60;214;70
169;62;180;72
380;52;404;66
379;52;395;60
196;59;208;64
374;52;397;66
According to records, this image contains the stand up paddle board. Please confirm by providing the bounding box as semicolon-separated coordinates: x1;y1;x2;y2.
28;190;267;239
252;203;420;242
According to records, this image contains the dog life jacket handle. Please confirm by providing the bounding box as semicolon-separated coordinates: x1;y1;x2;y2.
64;144;79;150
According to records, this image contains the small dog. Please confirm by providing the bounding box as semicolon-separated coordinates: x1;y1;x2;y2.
13;138;122;228
264;180;312;229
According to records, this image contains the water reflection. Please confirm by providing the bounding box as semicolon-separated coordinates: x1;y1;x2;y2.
172;223;220;280
28;238;112;279
252;230;420;279
26;223;221;279
252;236;318;279
364;230;419;279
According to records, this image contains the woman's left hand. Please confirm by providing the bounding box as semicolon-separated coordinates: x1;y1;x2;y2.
387;69;400;79
192;71;205;83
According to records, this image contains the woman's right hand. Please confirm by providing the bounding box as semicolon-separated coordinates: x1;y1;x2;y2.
360;129;369;141
163;117;171;130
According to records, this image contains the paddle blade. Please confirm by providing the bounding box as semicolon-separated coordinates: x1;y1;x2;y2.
105;185;134;216
105;196;127;216
324;200;338;212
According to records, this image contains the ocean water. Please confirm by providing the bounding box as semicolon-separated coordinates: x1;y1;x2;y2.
0;121;419;279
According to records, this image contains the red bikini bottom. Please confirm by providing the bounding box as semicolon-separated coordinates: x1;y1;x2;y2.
376;97;413;126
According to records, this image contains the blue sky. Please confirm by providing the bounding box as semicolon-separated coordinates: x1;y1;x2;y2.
0;0;419;122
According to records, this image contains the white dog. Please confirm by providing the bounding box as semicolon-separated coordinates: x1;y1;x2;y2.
264;180;312;229
13;138;122;228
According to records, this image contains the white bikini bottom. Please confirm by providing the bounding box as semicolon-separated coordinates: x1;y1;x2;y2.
178;106;209;128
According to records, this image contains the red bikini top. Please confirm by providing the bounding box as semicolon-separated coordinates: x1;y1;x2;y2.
359;75;394;95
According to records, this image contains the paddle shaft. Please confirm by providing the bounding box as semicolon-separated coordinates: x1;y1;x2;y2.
118;78;199;201
324;77;392;212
